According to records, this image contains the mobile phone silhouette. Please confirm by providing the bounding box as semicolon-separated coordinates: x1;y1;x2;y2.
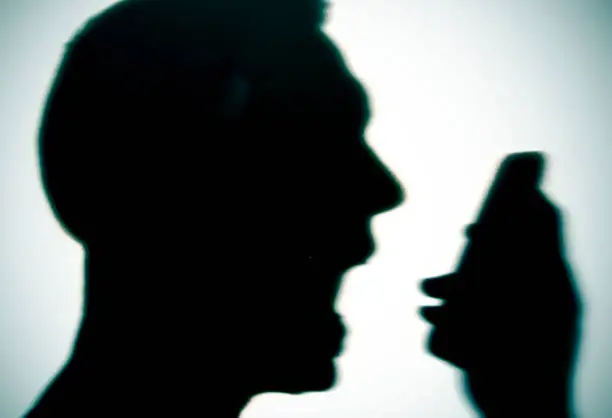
456;152;546;274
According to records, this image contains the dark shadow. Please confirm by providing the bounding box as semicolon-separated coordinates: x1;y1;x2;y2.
24;0;404;417
420;152;582;417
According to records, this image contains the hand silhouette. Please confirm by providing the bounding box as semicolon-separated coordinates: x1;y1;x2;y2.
420;154;581;417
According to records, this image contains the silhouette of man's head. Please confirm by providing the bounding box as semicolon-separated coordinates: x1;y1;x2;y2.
38;0;403;403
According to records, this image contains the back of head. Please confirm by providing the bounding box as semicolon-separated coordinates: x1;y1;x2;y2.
39;0;336;247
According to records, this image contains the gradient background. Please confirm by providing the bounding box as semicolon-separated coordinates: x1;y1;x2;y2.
2;0;611;417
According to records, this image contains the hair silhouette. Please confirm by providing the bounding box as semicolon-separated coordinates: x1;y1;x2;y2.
421;152;582;417
25;0;403;416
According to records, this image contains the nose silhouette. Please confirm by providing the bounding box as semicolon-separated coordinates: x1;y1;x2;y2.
366;148;405;217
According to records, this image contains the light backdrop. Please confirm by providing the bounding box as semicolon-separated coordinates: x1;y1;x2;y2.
1;1;611;417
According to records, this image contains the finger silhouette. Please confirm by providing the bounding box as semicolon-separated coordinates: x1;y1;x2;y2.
421;273;456;299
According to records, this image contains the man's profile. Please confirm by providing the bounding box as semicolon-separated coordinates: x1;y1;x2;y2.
26;0;404;416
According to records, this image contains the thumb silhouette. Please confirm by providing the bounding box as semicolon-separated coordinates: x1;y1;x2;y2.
420;153;581;417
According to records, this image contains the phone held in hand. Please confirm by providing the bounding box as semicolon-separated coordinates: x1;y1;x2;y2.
456;151;546;276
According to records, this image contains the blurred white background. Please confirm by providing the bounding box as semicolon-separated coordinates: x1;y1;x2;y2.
1;0;612;417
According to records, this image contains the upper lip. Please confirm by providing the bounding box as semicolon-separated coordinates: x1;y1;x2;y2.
311;226;374;270
353;235;375;264
325;244;373;271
